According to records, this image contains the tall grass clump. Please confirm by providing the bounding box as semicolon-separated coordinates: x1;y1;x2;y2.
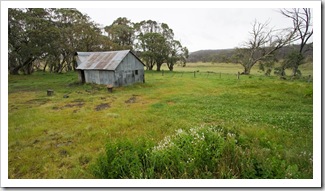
92;124;308;179
91;139;154;179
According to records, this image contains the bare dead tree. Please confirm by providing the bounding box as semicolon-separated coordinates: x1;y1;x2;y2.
233;19;297;75
280;8;313;76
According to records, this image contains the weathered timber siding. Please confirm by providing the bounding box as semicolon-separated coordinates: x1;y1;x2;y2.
114;53;145;86
84;70;100;84
99;71;115;84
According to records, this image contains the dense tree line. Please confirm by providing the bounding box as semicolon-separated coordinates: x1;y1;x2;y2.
8;9;188;75
105;19;189;71
8;8;112;74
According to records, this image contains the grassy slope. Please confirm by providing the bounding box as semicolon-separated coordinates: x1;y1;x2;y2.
8;63;313;178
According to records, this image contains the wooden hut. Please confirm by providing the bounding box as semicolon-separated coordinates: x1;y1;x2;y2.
75;50;145;87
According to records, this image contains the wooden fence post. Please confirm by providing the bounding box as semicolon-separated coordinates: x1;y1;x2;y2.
237;72;240;80
107;85;113;93
47;89;54;96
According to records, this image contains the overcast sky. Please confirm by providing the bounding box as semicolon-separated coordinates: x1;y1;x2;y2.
1;1;317;53
77;7;306;52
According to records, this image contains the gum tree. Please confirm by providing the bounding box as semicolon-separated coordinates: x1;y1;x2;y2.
8;8;60;74
104;17;134;50
233;19;297;75
280;8;313;76
134;20;188;71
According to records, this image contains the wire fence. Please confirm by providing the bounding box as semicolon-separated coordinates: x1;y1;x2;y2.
149;70;313;83
159;70;229;78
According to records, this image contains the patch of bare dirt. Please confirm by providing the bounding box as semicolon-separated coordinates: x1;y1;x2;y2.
167;101;176;105
68;82;83;87
52;100;84;111
56;140;73;147
95;103;110;111
59;149;69;157
25;98;50;105
64;102;84;108
125;96;137;104
52;106;60;110
9;105;19;111
49;132;62;141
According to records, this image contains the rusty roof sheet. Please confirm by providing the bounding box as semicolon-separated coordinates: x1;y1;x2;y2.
76;50;130;70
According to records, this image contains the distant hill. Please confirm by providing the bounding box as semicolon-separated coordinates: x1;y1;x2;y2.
187;49;235;63
187;43;313;63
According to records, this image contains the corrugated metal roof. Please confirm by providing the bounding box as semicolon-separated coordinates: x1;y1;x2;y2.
75;52;93;66
76;50;130;70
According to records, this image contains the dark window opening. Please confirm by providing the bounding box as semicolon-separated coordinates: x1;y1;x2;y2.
135;70;138;75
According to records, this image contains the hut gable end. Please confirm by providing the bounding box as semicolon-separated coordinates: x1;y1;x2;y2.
116;52;144;72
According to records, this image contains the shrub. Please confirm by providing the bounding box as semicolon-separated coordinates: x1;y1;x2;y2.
92;125;305;179
150;125;236;178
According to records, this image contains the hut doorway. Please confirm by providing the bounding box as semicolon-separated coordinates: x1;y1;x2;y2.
79;70;86;83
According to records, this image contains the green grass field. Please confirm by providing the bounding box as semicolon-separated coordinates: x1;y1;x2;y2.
8;63;313;178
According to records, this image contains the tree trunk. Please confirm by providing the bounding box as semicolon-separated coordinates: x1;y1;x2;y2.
25;63;34;74
167;62;174;71
49;64;53;73
241;60;256;75
10;66;20;75
156;63;162;71
13;57;36;75
157;63;163;71
147;64;153;70
72;59;77;71
55;64;61;73
169;66;174;71
146;60;154;70
242;65;252;75
66;55;73;72
59;65;66;73
292;65;299;76
43;62;48;72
